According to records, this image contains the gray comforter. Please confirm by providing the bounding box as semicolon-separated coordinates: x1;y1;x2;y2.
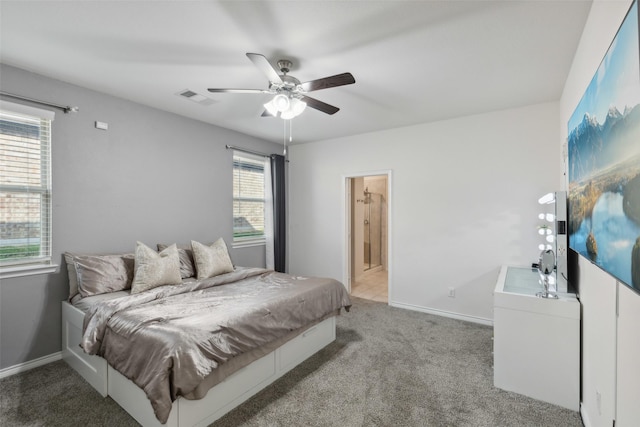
81;268;351;423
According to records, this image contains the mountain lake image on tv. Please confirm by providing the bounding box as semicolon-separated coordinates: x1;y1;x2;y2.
567;0;640;291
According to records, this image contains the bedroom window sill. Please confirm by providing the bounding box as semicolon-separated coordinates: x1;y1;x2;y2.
0;264;59;280
232;239;266;249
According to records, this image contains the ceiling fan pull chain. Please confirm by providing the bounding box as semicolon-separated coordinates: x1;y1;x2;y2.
283;119;287;156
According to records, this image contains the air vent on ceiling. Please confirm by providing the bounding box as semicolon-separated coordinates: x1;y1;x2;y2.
176;89;215;106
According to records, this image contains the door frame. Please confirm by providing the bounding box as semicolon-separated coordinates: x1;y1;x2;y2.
342;170;392;302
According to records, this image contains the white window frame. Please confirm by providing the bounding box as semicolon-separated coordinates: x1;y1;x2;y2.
232;151;266;248
0;100;57;279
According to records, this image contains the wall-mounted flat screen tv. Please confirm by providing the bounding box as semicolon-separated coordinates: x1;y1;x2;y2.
567;0;640;292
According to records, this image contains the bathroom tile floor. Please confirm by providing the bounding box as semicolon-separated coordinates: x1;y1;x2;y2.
351;269;388;303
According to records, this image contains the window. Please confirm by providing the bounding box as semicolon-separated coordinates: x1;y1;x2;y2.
233;151;266;246
0;101;55;275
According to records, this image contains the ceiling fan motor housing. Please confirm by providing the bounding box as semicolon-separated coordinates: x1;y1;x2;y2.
281;75;302;92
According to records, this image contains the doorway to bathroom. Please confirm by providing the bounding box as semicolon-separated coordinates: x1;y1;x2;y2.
346;173;390;303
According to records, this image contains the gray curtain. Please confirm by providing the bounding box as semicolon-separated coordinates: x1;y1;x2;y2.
270;154;286;272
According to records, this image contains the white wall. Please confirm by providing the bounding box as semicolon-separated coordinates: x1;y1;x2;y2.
576;257;617;426
559;1;640;426
616;284;640;426
288;101;561;323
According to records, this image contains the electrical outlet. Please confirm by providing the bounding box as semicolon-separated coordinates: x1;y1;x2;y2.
448;287;455;298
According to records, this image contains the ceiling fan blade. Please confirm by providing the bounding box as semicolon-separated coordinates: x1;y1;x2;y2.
207;88;269;94
300;95;340;115
300;72;355;92
246;53;283;84
261;109;276;117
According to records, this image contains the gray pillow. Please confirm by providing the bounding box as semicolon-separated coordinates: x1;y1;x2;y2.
74;254;135;297
64;252;80;300
131;242;182;294
191;238;234;280
157;243;196;279
64;252;134;298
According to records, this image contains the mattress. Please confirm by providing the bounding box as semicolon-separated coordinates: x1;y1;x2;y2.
74;267;351;423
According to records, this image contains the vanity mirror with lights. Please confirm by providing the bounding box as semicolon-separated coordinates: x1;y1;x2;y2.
536;191;568;294
492;191;579;411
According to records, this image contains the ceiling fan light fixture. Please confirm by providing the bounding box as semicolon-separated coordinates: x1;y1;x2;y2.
263;100;279;116
281;98;307;120
264;93;307;120
273;94;290;111
264;93;291;117
280;109;295;120
291;98;307;114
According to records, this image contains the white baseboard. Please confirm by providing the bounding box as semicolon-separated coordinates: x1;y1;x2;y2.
580;403;592;427
390;301;493;326
0;352;62;379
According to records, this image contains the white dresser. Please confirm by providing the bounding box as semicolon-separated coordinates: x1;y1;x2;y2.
493;265;580;411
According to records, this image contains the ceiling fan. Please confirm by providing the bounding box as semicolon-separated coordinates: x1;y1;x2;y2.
207;53;355;119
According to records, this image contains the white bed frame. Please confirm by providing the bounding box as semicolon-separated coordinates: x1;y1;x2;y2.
61;301;336;427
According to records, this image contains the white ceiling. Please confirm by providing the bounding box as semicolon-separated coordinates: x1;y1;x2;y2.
0;0;592;145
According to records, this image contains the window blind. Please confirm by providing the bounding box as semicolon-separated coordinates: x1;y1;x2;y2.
233;151;265;243
0;103;53;267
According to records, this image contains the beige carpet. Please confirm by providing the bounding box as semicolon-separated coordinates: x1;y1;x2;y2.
0;297;582;426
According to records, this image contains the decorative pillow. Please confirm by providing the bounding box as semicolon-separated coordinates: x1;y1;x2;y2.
64;252;135;299
157;243;196;279
131;242;182;294
191;238;234;280
64;252;81;300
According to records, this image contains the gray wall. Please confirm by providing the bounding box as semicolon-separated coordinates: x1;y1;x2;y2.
0;64;281;369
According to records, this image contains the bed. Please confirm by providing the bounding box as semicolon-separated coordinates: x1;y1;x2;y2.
60;241;351;427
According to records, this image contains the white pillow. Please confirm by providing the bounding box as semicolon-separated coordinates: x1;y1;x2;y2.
131;242;182;294
191;238;234;280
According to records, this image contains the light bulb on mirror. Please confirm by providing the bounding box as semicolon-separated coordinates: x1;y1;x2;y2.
538;193;555;204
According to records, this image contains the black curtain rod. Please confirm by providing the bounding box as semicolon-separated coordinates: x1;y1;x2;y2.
0;91;79;114
225;144;273;158
226;144;290;162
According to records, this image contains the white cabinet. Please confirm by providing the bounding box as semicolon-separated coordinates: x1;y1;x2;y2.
493;265;580;411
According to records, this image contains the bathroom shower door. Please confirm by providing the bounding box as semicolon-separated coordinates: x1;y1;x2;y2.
345;171;391;304
364;192;382;271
